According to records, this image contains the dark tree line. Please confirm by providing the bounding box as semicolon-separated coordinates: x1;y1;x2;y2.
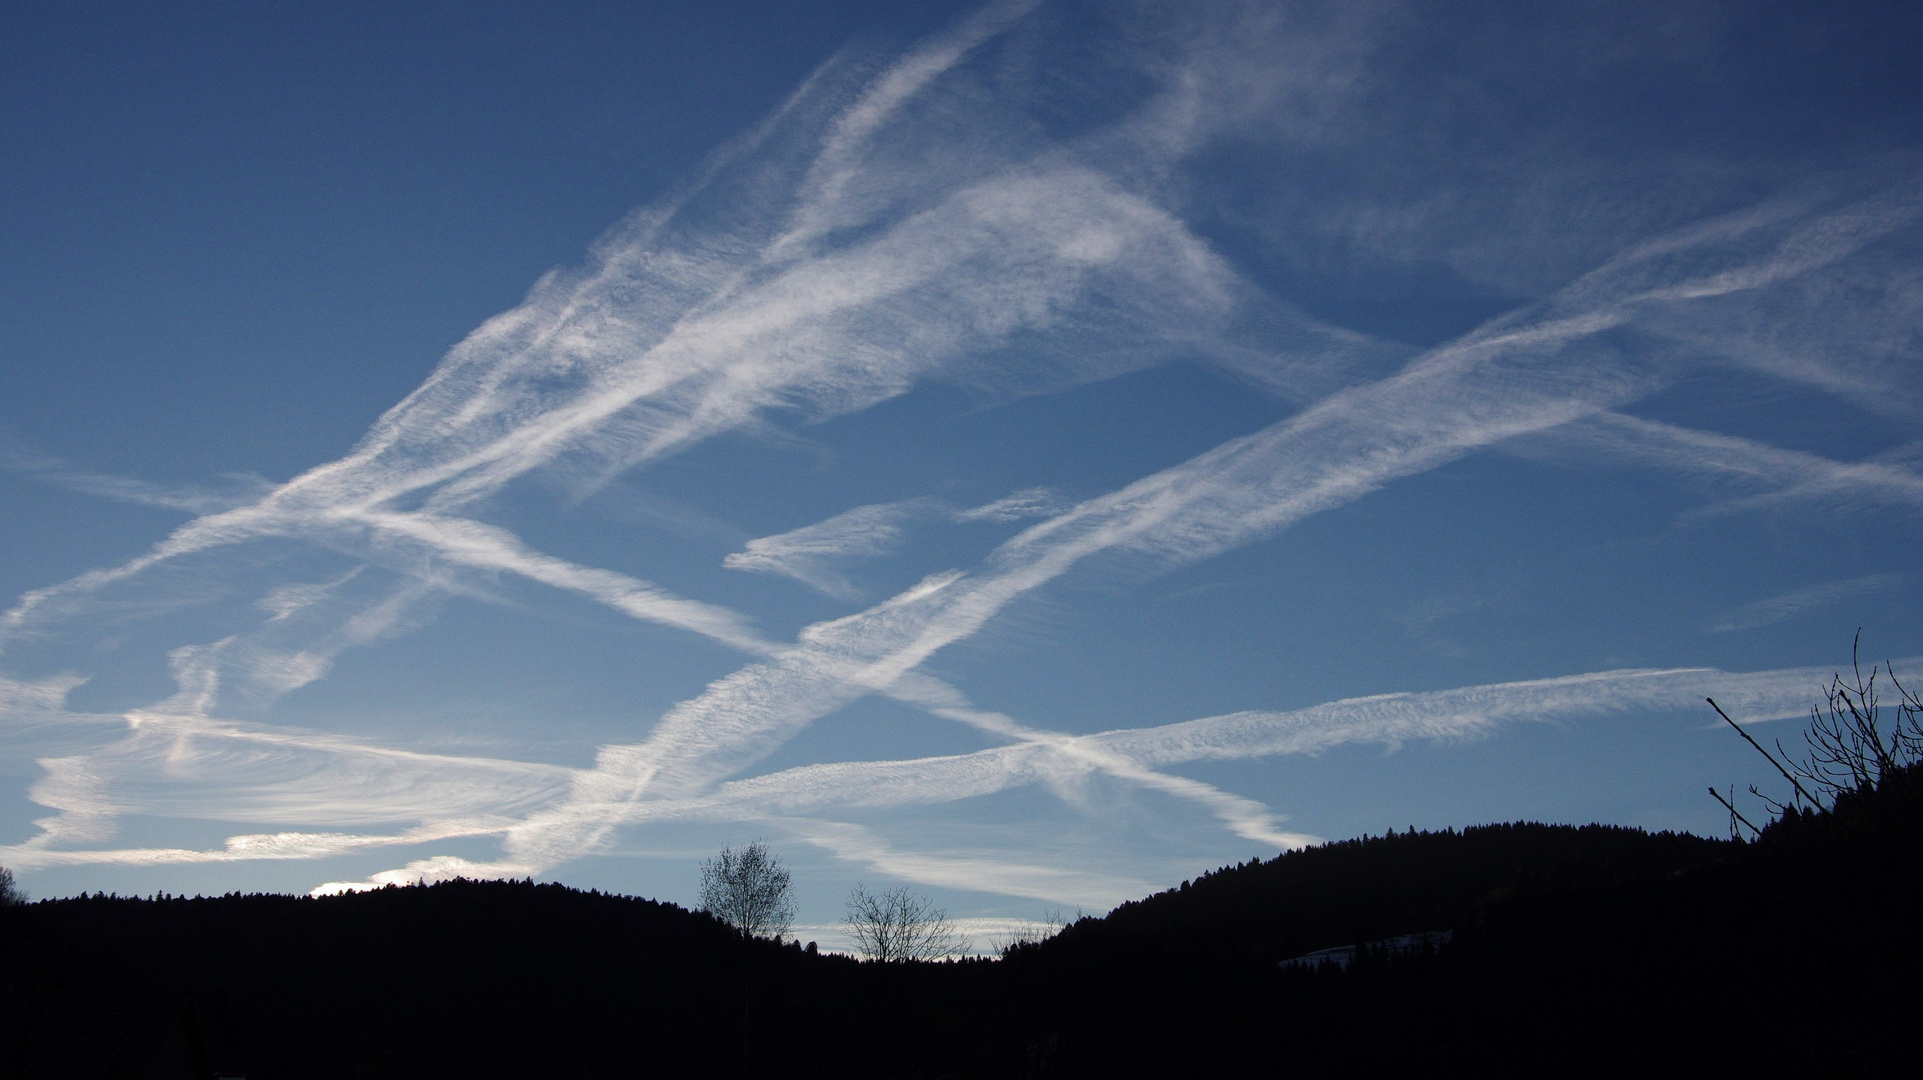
10;795;1913;1078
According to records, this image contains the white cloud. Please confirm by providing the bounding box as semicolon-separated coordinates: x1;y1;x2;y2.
0;672;86;716
0;439;273;516
954;488;1066;523
0;653;1881;898
724;500;935;600
1;645;574;865
1509;412;1923;520
1708;575;1908;633
671;660;1837;824
724;490;1075;600
2;820;517;874
311;854;533;897
257;568;364;622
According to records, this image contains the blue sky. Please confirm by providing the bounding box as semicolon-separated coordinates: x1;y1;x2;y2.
3;0;1920;944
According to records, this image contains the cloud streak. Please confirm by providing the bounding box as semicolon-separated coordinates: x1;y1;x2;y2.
1708;575;1909;633
675;659;1839;824
1509;411;1923;521
723;490;1069;599
0;439;273;516
725;501;936;600
3;656;1861;901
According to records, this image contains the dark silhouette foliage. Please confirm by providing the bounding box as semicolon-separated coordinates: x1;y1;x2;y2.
0;880;942;1078
697;841;796;940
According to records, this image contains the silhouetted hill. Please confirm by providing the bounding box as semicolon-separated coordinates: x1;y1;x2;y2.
994;771;1922;1076
5;775;1918;1078
0;882;923;1078
1054;821;1725;961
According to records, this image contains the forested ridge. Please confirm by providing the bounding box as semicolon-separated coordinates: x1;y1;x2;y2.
5;765;1918;1078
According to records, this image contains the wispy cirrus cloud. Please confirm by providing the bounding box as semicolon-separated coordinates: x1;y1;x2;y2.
12;824;513;873
1708;575;1909;633
0;672;86;716
257;569;364;622
668;659;1833;826
723;489;1068;599
1;656;1856;901
725;501;938;600
955;488;1067;523
0;438;274;517
1508;411;1923;521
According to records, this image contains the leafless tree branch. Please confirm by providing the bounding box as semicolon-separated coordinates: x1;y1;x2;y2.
844;884;968;963
698;841;795;941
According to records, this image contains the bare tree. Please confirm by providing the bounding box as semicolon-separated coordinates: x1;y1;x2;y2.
697;842;795;940
844;884;968;962
1708;632;1923;834
992;910;1071;958
0;864;22;906
1792;638;1923;805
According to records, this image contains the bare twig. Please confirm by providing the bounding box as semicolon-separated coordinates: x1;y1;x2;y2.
1709;786;1762;840
1709;697;1820;809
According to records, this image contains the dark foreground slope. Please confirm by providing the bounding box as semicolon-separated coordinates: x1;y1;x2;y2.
4;779;1918;1078
0;881;965;1078
994;808;1920;1075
